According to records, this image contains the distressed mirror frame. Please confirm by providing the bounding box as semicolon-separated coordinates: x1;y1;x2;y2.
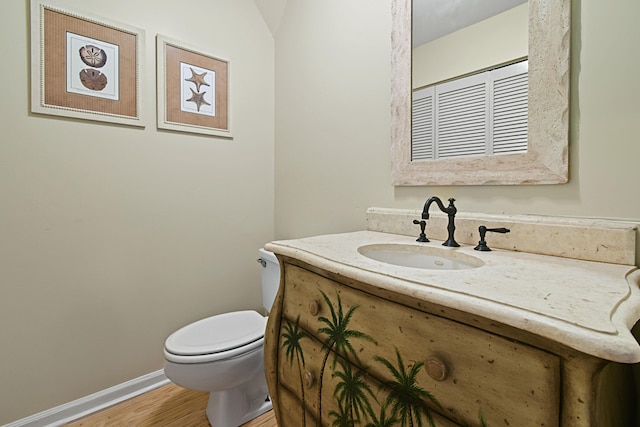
391;0;570;186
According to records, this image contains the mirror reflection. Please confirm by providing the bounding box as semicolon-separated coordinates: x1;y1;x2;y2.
413;0;527;47
412;0;527;89
412;0;528;162
390;0;570;186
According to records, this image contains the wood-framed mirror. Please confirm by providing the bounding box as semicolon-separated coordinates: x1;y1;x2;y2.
391;0;571;185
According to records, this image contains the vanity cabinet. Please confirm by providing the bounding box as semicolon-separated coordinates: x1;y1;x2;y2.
265;256;638;427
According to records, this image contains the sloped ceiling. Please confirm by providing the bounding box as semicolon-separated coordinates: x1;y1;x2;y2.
252;0;527;50
413;0;527;47
254;0;288;36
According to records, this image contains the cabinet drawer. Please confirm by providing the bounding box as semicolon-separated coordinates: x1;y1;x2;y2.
277;328;462;427
280;263;561;427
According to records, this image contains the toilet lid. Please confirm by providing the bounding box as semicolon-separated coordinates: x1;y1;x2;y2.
165;310;267;356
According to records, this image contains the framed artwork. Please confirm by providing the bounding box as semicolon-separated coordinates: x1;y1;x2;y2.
156;35;232;138
30;0;145;126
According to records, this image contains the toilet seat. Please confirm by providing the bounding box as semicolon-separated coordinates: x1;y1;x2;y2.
164;310;267;364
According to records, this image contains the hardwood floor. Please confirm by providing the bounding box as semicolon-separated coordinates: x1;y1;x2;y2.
64;383;277;426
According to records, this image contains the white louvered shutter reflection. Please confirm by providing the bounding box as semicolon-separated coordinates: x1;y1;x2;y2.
411;60;528;162
491;61;528;155
411;86;435;160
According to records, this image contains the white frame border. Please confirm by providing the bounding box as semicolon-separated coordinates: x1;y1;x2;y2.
29;0;146;127
156;34;233;139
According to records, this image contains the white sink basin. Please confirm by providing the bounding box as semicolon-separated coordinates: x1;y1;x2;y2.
358;244;484;270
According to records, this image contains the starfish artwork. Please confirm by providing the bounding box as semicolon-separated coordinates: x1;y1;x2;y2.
186;88;211;112
185;67;210;92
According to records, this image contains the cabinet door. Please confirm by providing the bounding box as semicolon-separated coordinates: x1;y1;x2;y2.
280;264;561;427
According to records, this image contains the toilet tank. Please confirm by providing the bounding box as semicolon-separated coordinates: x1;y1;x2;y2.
258;248;280;314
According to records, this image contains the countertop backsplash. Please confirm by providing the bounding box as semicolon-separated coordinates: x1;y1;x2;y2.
366;207;638;266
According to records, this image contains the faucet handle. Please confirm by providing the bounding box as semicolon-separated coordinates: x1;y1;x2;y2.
412;219;429;242
487;227;510;233
474;226;510;251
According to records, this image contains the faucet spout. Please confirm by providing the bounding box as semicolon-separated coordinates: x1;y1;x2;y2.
421;196;449;219
420;196;459;247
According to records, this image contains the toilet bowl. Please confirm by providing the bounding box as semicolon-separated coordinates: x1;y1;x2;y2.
163;249;279;427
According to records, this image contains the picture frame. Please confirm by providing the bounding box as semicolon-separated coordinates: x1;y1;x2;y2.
30;0;145;127
156;35;232;138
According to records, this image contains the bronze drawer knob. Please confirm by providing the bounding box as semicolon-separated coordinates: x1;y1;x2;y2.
309;300;321;316
425;357;448;381
303;370;315;389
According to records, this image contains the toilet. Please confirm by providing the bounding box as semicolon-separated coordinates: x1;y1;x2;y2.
163;248;280;427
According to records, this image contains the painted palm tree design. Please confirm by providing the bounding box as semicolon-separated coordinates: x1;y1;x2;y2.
455;409;490;427
374;348;441;427
316;290;374;427
365;402;400;427
331;359;376;426
329;400;352;427
281;315;308;425
479;412;488;427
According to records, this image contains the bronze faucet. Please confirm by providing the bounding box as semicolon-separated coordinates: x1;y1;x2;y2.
421;196;459;247
474;225;510;251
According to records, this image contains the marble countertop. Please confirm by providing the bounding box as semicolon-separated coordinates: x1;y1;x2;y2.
266;230;640;363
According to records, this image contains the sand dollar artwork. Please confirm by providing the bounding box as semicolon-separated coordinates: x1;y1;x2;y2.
79;68;108;91
79;45;107;68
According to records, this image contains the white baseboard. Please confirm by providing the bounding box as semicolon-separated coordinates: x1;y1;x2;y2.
3;370;170;427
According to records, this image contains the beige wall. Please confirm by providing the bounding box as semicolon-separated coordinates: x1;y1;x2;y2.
0;0;274;423
274;0;395;239
4;0;640;423
275;0;640;239
413;3;528;89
